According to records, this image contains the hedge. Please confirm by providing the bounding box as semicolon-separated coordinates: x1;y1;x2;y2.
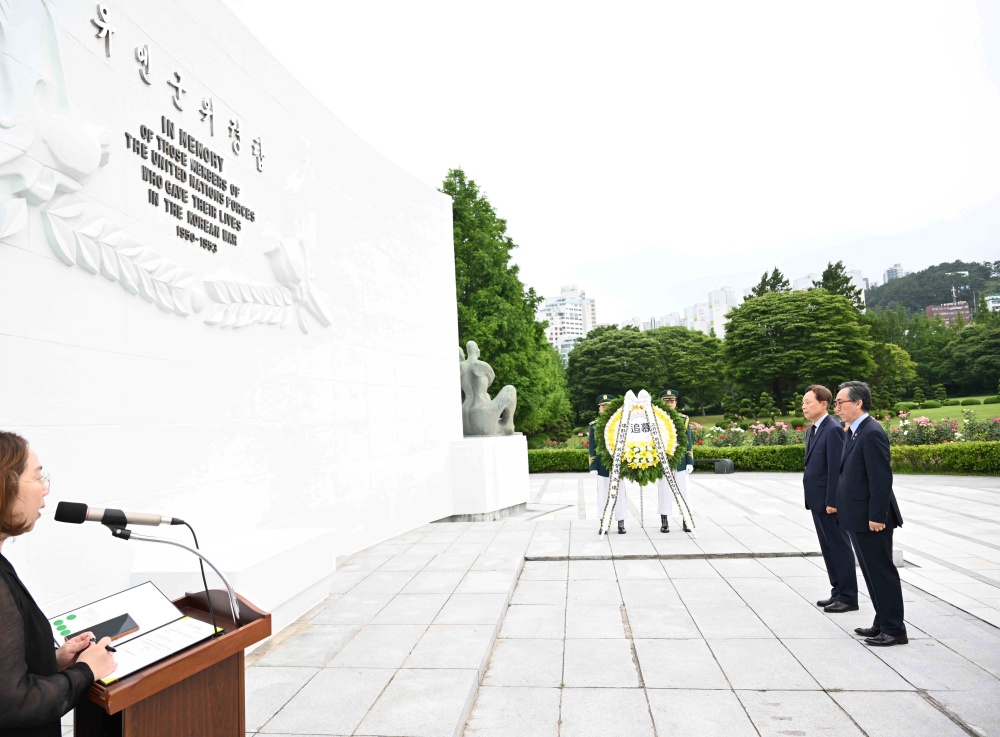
692;445;805;471
961;398;982;406
894;402;918;412
984;396;1000;405
528;442;1000;474
943;399;961;406
890;442;1000;474
921;400;941;409
528;449;588;472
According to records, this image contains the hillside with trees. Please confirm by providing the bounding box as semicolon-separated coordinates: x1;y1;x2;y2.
865;260;1000;314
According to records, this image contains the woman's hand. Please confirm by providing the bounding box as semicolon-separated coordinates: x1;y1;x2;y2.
76;637;117;681
55;631;94;670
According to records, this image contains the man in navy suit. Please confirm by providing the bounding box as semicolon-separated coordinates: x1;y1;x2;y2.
834;380;907;646
801;384;857;613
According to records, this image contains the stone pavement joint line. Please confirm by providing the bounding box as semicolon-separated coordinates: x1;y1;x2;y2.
527;551;826;561
229;473;1000;737
918;690;986;737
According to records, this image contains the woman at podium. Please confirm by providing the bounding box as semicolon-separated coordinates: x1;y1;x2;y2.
0;432;116;736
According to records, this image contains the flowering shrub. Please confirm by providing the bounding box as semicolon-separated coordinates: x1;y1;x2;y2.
747;421;806;447
689;421;707;445
883;410;1000;445
699;421;807;447
961;413;1000;443
705;425;748;448
888;416;958;446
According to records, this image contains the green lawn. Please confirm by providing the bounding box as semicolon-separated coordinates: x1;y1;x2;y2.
689;413;725;426
891;396;998;425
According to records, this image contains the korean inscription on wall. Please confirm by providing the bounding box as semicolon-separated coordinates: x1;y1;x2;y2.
93;5;264;255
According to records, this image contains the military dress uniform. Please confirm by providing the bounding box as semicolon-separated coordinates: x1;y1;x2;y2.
655;389;694;532
589;393;628;533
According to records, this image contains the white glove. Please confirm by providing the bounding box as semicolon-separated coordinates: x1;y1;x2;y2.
590;470;598;475
686;464;694;474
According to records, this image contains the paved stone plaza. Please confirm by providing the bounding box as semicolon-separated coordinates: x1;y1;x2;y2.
235;471;1000;737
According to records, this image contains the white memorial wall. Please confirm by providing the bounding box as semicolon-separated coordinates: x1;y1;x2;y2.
1;0;462;631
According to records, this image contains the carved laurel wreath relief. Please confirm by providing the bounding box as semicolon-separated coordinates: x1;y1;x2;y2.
0;1;331;334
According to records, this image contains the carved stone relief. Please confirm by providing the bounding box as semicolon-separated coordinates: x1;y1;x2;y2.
0;1;331;334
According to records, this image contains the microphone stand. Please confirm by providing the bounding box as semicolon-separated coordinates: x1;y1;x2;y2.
107;527;241;627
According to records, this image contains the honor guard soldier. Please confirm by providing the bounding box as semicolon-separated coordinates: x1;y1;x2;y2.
589;394;628;534
656;389;694;532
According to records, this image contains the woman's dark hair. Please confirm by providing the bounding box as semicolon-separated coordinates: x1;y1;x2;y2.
0;431;30;538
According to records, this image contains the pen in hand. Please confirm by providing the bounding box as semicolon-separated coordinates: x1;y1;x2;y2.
90;637;117;653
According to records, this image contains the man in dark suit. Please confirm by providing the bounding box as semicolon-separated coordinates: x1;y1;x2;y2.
834;380;907;646
801;384;857;613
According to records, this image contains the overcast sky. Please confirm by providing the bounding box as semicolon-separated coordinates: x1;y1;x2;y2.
223;0;1000;324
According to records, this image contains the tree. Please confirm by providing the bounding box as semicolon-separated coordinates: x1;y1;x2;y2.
738;397;758;421
867;343;917;408
912;386;926;406
975;294;1000;326
933;383;947;402
566;327;662;422
442;168;570;434
789;391;804;417
813;261;864;311
943;324;1000;395
862;306;909;345
723;290;876;412
645;326;725;415
748;267;790;298
757;392;780;422
901;313;957;391
872;386;895;412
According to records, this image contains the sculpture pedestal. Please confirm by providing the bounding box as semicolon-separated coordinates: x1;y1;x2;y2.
446;435;529;521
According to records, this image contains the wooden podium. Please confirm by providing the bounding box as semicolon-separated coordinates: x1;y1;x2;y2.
73;590;271;737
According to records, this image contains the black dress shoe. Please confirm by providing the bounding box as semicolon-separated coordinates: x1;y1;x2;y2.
864;632;908;647
660;515;670;533
618;520;626;534
682;521;691;532
816;596;837;607
854;627;881;637
824;601;859;613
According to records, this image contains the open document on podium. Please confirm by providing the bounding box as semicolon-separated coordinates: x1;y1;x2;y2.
47;581;221;685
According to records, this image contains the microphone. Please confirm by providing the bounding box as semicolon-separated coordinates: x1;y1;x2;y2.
55;501;184;528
